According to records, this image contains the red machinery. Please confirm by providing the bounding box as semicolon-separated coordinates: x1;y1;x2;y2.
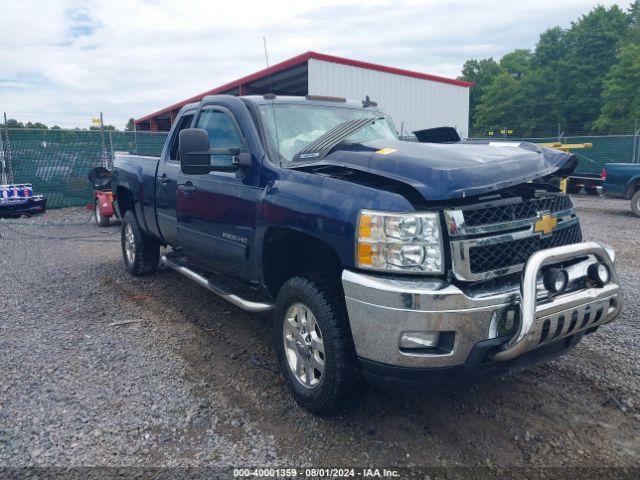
88;167;115;227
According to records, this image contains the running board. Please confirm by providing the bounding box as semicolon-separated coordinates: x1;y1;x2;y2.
160;255;274;313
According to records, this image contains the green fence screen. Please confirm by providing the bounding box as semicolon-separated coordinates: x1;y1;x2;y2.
490;135;639;175
0;129;168;208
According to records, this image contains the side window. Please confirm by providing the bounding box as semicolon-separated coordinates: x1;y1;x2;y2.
169;113;194;161
196;109;244;167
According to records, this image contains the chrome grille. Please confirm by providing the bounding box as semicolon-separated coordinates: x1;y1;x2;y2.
445;194;581;281
463;196;573;227
469;223;582;273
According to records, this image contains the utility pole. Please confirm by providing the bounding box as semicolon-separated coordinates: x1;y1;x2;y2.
133;122;138;155
0;116;5;185
108;130;114;169
3;112;14;183
633;120;640;164
99;112;107;168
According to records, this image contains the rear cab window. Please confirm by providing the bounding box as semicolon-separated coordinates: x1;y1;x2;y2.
168;113;195;161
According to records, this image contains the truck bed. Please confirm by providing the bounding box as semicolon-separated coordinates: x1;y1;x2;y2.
112;153;161;238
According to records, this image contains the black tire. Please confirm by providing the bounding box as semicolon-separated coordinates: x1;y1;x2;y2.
121;210;160;276
631;191;640;218
274;273;362;415
94;198;110;227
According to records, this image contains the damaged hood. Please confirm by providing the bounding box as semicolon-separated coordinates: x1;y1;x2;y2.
312;138;576;201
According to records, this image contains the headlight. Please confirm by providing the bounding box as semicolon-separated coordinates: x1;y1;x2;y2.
357;210;444;274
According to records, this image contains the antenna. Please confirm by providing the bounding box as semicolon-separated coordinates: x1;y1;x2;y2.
263;37;281;165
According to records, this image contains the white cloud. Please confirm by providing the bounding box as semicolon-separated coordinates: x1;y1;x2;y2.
0;0;632;127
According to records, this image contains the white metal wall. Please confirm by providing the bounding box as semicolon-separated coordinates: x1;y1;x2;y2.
308;58;470;139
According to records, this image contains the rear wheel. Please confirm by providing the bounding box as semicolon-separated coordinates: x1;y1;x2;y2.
121;210;160;276
274;274;362;415
94;198;110;227
631;191;640;218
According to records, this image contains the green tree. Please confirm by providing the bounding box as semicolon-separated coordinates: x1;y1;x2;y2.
459;58;501;128
500;49;532;80
125;118;136;131
1;118;24;128
467;4;635;136
625;0;640;46
474;72;525;130
531;27;566;68
25;121;48;129
594;43;640;131
555;5;629;129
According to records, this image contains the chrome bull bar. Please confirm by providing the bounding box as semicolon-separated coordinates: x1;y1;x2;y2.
491;241;622;361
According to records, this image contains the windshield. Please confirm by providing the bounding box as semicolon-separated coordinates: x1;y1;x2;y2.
258;103;398;165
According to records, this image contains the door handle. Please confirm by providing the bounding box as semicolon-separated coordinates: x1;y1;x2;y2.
158;174;169;185
178;184;198;194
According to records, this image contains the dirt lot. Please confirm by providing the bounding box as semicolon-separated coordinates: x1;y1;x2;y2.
0;196;638;472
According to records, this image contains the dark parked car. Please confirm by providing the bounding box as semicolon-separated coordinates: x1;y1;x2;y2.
603;163;640;217
111;94;623;414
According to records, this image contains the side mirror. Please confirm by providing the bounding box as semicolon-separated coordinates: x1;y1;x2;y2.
179;128;211;175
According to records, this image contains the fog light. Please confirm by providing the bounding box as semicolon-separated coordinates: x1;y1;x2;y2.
587;262;610;287
543;268;569;293
400;332;440;349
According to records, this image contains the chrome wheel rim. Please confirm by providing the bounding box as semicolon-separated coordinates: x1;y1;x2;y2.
124;223;135;264
283;303;325;389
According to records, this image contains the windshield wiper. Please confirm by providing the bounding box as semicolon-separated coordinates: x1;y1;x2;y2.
292;116;384;163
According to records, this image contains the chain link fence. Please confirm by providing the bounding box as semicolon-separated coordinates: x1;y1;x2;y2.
0;129;168;208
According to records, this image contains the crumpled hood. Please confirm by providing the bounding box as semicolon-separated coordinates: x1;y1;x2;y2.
315;138;576;201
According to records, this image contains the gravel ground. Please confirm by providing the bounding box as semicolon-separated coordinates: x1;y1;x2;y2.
0;196;638;472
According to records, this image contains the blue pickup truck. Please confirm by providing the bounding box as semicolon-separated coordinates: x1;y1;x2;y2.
603;163;640;217
112;94;622;414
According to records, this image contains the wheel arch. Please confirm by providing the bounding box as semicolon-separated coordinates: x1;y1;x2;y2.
626;176;640;198
262;227;343;299
115;186;134;218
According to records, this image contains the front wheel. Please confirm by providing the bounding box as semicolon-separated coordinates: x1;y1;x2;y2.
274;274;362;415
121;210;160;276
631;191;640;218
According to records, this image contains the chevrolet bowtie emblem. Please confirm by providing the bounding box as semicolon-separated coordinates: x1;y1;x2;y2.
534;214;557;235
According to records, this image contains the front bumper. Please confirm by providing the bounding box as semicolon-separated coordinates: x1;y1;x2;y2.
342;242;622;384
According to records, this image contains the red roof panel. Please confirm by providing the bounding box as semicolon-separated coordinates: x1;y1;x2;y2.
136;51;473;125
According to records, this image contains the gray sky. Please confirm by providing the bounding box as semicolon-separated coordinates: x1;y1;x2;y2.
0;0;632;128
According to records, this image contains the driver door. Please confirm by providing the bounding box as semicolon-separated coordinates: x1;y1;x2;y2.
177;106;260;280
